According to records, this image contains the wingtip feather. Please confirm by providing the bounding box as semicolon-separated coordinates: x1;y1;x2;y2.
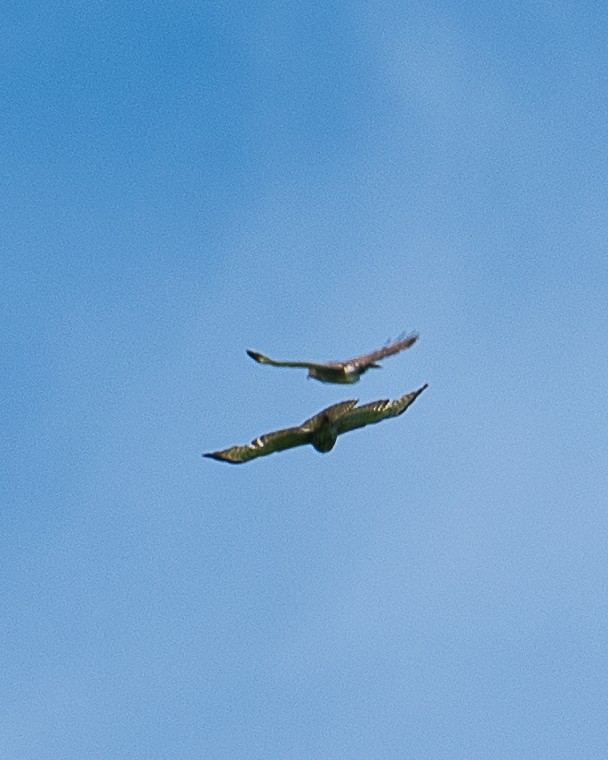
204;451;232;463
409;383;429;400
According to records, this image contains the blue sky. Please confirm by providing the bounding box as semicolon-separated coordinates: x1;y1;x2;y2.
3;1;607;757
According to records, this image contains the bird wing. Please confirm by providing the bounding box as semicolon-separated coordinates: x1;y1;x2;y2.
204;423;312;464
246;350;329;372
335;384;428;436
300;399;359;431
343;332;418;368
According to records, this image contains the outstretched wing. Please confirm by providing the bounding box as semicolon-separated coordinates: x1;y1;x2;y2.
246;350;329;372
204;424;312;464
300;399;359;431
344;332;418;369
335;384;428;436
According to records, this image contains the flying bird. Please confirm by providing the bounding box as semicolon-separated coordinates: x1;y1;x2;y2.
246;332;418;384
204;384;428;464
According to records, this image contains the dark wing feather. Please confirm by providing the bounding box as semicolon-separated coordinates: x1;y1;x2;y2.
335;384;428;436
246;350;330;372
300;399;358;431
344;332;418;368
204;424;312;464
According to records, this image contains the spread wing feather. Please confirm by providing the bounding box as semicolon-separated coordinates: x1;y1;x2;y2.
204;424;312;464
301;399;358;431
344;332;418;368
335;384;428;435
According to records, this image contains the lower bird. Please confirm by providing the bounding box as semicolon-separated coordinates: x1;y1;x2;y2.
204;384;428;464
246;332;418;384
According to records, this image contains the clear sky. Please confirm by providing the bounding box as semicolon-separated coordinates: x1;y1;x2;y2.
3;2;607;758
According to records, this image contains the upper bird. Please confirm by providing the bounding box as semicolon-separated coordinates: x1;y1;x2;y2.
246;332;418;384
204;384;428;464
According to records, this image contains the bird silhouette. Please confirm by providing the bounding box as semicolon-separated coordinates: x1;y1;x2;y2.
204;384;428;464
246;332;418;384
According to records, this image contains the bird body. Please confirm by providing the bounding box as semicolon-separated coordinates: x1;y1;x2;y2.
204;385;427;464
246;332;418;384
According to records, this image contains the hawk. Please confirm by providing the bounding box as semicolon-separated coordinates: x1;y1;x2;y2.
246;332;418;384
204;384;427;464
